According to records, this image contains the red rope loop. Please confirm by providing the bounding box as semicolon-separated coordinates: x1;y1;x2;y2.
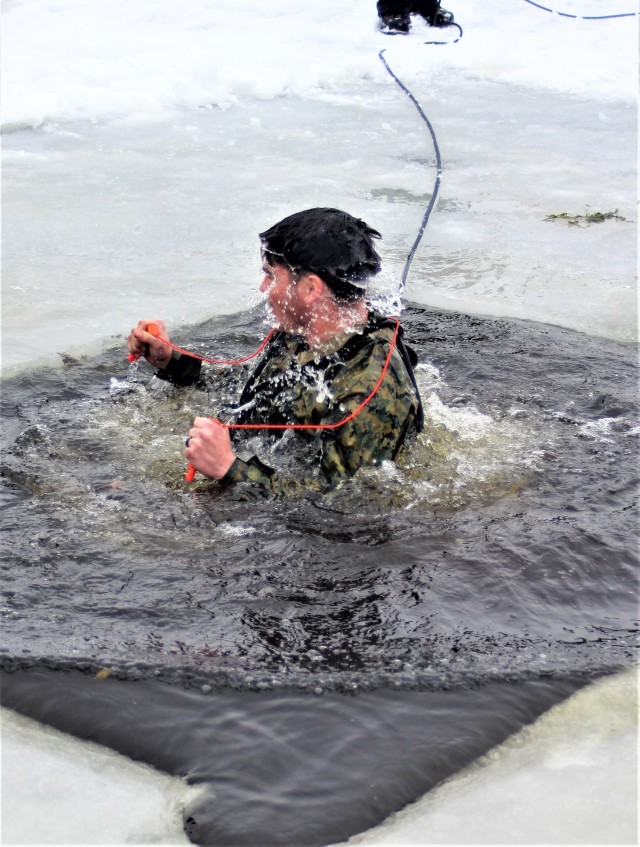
224;318;400;431
161;329;277;366
184;318;401;481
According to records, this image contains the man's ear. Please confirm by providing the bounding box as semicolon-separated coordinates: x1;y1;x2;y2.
299;273;327;304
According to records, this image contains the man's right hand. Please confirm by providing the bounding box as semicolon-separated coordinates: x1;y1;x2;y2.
127;320;172;369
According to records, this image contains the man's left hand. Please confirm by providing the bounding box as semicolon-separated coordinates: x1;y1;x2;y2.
185;417;236;480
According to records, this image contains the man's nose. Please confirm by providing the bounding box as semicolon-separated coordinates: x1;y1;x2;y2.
259;275;271;293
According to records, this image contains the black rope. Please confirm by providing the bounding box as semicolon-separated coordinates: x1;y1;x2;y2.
378;48;443;294
378;2;634;291
423;21;464;44
521;0;638;19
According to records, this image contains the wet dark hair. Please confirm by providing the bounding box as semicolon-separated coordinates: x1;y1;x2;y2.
260;208;382;301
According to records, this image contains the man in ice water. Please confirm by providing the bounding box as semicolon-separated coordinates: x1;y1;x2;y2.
127;208;423;496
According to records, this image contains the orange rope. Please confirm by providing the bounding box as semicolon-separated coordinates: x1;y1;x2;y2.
184;318;400;481
129;325;276;365
158;329;277;366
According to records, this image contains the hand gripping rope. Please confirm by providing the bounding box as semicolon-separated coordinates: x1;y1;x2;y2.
128;322;161;361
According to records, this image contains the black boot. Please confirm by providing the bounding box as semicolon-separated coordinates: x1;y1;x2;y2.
433;6;454;26
411;0;454;26
378;1;412;32
379;13;411;32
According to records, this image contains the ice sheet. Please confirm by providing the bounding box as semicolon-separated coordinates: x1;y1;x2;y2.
1;708;199;844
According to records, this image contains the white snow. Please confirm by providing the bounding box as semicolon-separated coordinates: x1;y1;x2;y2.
2;0;636;130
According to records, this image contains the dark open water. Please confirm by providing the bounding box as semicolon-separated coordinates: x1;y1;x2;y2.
1;304;638;845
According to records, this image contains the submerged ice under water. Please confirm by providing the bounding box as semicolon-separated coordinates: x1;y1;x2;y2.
1;304;637;843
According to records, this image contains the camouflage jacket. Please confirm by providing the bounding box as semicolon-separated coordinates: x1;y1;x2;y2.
157;313;423;496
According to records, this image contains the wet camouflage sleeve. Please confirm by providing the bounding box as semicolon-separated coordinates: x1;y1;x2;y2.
156;351;203;386
223;327;421;497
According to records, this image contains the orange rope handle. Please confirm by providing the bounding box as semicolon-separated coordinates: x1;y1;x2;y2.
185;318;400;481
128;323;160;361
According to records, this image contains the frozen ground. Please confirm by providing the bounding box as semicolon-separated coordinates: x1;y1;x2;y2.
2;0;636;125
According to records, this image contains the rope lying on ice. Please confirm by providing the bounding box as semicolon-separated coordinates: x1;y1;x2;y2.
521;0;638;19
378;48;444;295
377;0;634;291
